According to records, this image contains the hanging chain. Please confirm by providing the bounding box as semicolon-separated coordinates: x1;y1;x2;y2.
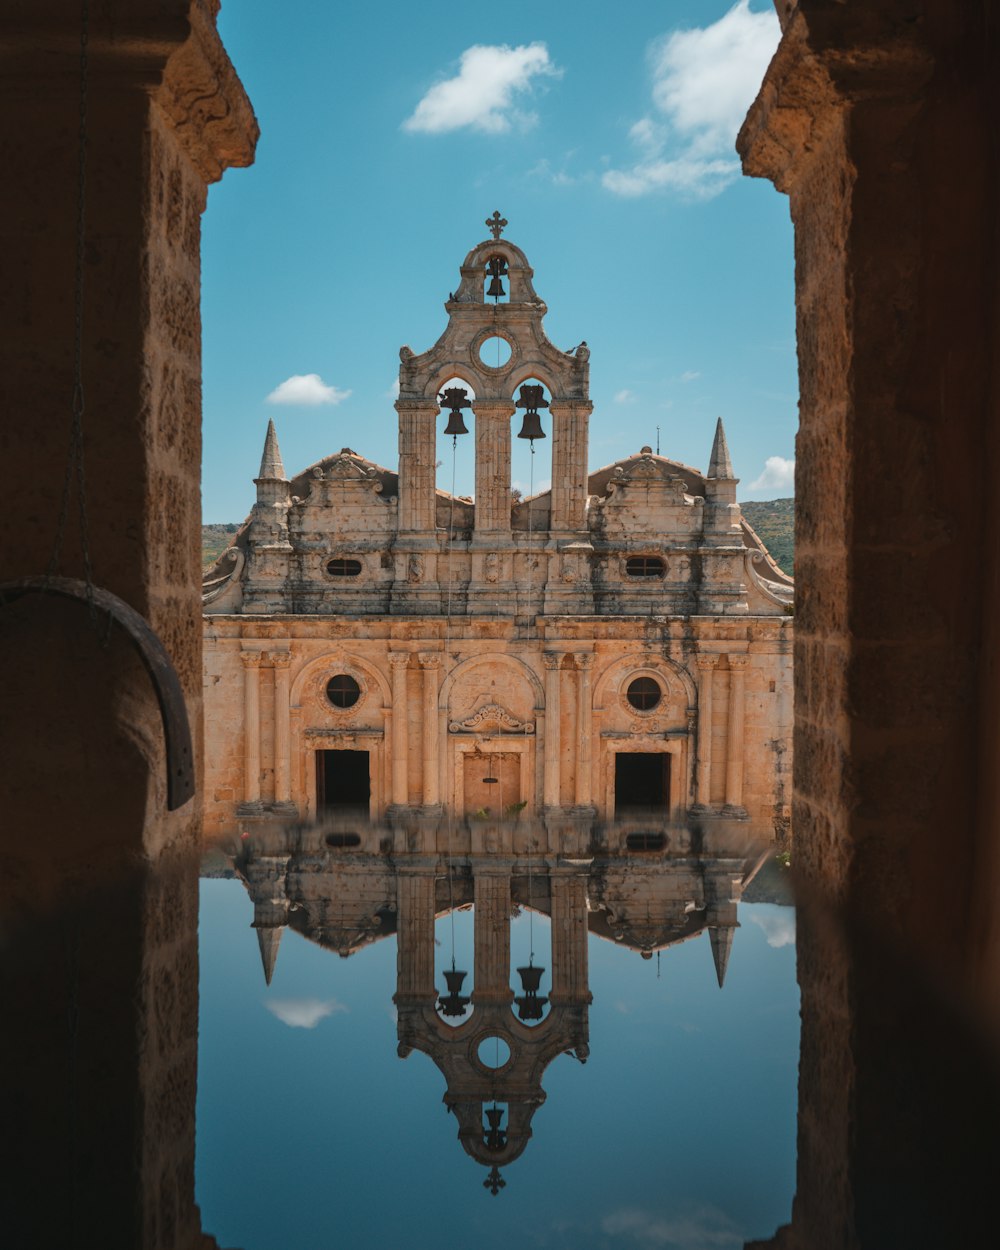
48;0;97;625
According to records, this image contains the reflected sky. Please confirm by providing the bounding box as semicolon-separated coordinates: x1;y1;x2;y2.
197;863;797;1249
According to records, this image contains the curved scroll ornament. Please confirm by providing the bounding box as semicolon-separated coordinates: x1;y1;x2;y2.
0;575;195;810
202;545;245;605
449;703;535;734
743;549;794;608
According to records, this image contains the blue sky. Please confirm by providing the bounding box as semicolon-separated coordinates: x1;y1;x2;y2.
201;0;796;522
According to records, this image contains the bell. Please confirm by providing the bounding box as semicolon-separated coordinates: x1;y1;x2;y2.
484;1106;507;1152
516;411;545;441
438;966;471;1017
443;968;468;994
443;409;469;437
486;256;507;299
517;964;545;993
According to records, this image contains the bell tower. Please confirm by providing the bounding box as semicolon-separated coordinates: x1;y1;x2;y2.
394;214;592;612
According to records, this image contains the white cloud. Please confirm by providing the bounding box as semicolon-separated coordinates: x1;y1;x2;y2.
614;388;638;405
681;370;701;383
264;997;348;1029
603;1;780;200
748;908;796;948
602;1205;743;1249
403;43;558;135
386;378;400;400
266;374;351;407
750;455;795;492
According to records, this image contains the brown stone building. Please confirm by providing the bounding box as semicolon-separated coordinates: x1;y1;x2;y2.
202;225;793;838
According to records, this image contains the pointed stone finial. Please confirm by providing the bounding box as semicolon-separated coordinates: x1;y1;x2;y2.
707;417;735;480
709;924;736;988
255;924;284;986
258;418;287;481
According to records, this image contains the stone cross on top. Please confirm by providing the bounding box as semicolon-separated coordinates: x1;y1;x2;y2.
486;210;508;240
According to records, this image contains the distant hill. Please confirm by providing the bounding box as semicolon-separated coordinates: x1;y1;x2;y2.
741;498;794;575
201;499;796;576
202;523;239;568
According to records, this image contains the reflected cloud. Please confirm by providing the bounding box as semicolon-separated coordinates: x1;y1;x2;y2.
602;1204;743;1248
748;909;796;948
264;997;348;1029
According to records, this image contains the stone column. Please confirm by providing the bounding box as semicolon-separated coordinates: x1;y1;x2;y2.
549;400;593;533
394;867;437;1000
695;655;719;806
543;652;563;808
574;653;595;808
472;400;515;534
271;651;291;806
396;400;439;532
549;871;591;1003
418;653;442;808
240;651;263;807
388;651;410;808
724;654;749;809
472;866;514;1003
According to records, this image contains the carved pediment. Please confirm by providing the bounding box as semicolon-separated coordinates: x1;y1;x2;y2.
449;703;535;734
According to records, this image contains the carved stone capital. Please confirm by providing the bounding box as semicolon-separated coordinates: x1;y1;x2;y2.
542;651;563;671
388;651;411;671
695;654;720;670
728;654;751;670
270;651;291;669
573;652;595;671
471;400;516;420
240;651;263;669
417;652;442;669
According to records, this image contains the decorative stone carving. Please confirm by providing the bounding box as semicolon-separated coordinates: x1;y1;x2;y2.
449;704;535;734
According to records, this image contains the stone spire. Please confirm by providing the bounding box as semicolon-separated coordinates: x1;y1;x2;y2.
257;418;287;481
708;924;735;988
707;417;735;480
255;923;284;986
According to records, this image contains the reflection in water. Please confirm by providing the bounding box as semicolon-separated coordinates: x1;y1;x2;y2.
198;815;796;1243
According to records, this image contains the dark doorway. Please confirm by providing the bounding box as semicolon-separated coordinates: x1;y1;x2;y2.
615;753;669;813
316;749;370;815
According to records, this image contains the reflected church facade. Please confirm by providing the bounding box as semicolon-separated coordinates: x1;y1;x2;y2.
234;818;766;1191
203;219;793;840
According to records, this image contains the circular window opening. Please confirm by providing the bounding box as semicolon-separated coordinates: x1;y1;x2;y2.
626;677;661;711
479;336;512;368
326;674;361;708
477;1035;512;1069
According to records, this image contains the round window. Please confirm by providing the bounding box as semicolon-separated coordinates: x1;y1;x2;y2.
626;677;661;711
479;335;512;368
326;674;361;708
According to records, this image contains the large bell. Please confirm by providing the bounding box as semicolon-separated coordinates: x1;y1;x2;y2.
515;383;548;441
514;963;548;1021
484;1107;507;1152
438;966;471;1017
439;386;470;437
517;964;545;993
487;275;505;298
516;411;545;441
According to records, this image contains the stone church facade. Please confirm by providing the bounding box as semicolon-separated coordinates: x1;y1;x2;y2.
202;220;793;840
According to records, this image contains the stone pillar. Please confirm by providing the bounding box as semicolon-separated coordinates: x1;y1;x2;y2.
472;866;514;1003
549;400;593;533
543;652;563;808
549;871;591;1003
574;653;595;808
418;652;442;808
388;651;410;808
396;400;439;532
695;654;719;806
472;400;515;534
394;868;437;1000
271;651;292;806
724;655;749;809
240;651;263;808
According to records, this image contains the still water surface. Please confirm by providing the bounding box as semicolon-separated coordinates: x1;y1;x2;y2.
196;828;798;1249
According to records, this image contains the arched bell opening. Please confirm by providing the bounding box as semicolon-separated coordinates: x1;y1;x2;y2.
509;889;552;1027
483;254;510;304
436;377;477;502
434;895;475;1028
510;377;552;532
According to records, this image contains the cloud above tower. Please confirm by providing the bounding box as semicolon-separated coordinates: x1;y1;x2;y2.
402;43;559;135
266;374;352;407
603;1;780;200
